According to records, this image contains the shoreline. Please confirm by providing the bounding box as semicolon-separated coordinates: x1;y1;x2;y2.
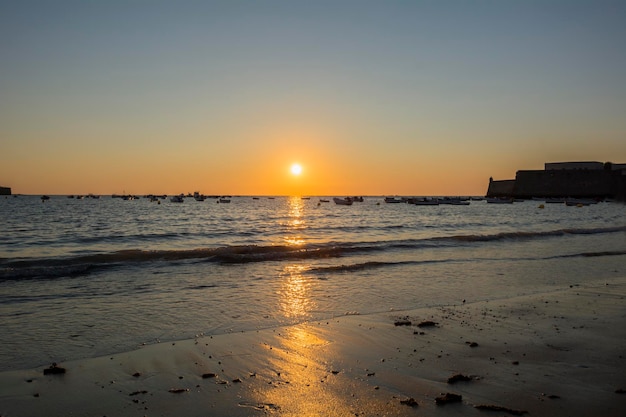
2;278;626;416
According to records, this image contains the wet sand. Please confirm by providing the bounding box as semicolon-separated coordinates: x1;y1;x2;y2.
2;277;625;416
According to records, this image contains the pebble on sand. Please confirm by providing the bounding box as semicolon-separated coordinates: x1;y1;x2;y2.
435;392;462;405
43;363;66;375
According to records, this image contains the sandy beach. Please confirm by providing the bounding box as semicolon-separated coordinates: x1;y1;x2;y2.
2;277;625;417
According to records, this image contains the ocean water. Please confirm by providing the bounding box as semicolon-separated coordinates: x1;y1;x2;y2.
1;195;624;371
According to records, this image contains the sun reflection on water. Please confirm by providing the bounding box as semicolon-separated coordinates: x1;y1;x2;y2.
248;196;358;415
284;196;306;246
278;264;314;319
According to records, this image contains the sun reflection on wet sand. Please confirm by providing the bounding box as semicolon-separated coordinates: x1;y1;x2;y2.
251;324;363;416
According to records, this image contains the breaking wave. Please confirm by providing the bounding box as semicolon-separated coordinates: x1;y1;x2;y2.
1;225;623;281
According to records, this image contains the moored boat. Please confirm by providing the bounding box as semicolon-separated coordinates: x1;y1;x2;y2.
333;197;353;206
486;197;513;204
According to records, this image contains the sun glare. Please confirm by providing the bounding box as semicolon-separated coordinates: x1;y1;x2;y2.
290;163;302;176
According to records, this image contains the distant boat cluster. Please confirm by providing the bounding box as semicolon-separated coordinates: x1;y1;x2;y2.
28;193;610;208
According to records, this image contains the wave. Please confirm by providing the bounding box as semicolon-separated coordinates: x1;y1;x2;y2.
1;225;623;281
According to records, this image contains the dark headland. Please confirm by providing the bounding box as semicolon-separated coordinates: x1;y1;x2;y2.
487;161;626;201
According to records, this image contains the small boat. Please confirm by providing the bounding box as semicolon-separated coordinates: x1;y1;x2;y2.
544;197;566;204
565;198;596;206
41;195;50;201
218;198;231;203
333;197;353;206
319;199;330;203
486;197;513;204
412;198;439;206
170;195;184;203
384;197;403;203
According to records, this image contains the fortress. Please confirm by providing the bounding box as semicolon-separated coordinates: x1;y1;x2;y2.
0;186;11;196
487;161;626;201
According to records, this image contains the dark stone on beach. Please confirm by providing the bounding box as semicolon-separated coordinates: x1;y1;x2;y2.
467;341;479;347
400;397;419;407
232;378;242;383
168;388;189;393
616;388;626;394
43;363;66;375
129;390;148;396
394;320;412;326
202;372;217;379
447;373;472;384
475;404;528;415
417;320;438;328
132;372;141;377
435;393;462;405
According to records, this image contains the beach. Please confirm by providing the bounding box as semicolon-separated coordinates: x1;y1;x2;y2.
2;276;625;417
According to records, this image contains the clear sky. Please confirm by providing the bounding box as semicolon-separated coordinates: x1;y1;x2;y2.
2;0;625;196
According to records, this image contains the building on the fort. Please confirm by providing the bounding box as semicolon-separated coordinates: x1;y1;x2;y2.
487;161;626;201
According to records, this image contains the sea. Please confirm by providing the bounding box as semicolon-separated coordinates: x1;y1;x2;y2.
1;195;624;372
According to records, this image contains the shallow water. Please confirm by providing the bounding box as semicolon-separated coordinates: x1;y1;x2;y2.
1;195;624;370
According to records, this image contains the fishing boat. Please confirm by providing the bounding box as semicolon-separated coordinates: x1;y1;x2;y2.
170;195;184;203
333;197;353;206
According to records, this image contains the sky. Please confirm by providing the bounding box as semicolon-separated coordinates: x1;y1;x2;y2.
1;0;625;196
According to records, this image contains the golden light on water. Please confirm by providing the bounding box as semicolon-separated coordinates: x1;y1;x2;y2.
250;196;362;415
278;264;312;319
284;196;305;245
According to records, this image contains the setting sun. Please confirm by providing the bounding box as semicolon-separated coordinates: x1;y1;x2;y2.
290;163;302;176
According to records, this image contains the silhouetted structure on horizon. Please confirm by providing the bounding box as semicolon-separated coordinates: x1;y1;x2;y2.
487;161;626;201
0;186;11;196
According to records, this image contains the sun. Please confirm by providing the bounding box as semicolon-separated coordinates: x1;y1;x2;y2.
290;163;302;176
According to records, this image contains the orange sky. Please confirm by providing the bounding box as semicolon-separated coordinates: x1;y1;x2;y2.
2;2;625;196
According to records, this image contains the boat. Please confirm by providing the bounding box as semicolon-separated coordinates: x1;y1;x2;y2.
412;198;439;206
384;197;403;203
333;197;353;206
319;199;330;203
170;195;184;203
486;197;513;204
564;198;596;206
41;195;50;201
544;197;566;204
218;198;231;203
193;192;205;201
